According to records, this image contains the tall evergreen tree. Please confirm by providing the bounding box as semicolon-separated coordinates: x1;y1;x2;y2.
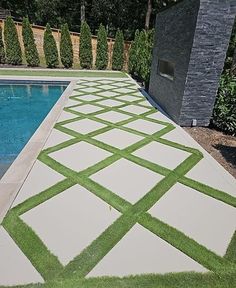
43;23;59;68
60;23;73;68
95;24;108;70
0;26;5;64
22;17;40;67
4;16;22;65
79;21;93;69
128;29;139;74
112;29;124;71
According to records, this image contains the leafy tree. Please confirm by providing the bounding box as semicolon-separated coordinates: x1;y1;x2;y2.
79;21;93;69
0;26;5;64
4;16;22;65
22;17;40;67
128;29;139;74
95;24;108;70
112;29;124;71
43;23;59;68
60;23;73;68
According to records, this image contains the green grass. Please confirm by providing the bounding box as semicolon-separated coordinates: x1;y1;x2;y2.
0;69;128;78
1;78;235;288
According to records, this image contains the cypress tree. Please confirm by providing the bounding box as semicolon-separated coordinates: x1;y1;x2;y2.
112;29;124;71
95;24;108;70
22;17;40;67
128;29;139;74
79;22;93;69
0;26;5;64
43;23;59;68
4;16;22;65
60;23;73;68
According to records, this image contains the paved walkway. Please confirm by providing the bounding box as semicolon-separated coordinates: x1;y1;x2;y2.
0;77;235;287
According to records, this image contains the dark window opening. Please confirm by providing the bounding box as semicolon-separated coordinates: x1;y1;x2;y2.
158;59;175;80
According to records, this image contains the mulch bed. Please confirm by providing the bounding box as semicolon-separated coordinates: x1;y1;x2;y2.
184;127;236;178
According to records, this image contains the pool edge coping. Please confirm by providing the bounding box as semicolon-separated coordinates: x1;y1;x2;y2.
0;77;77;224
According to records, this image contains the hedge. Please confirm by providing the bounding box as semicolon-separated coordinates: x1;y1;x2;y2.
4;16;22;65
22;17;40;67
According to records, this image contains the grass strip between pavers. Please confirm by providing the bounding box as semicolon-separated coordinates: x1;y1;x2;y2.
0;70;128;78
1;77;235;288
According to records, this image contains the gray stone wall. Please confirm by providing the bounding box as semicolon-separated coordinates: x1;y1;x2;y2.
149;0;236;126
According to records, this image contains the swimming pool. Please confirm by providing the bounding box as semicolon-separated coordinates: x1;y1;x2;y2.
0;81;68;178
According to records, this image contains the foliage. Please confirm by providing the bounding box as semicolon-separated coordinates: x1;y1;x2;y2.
95;24;108;70
0;26;5;64
2;0;181;39
22;17;40;67
212;73;236;136
43;23;59;68
112;29;124;71
224;19;236;74
139;29;154;86
130;29;154;87
79;21;93;69
128;29;139;74
60;23;73;68
4;16;22;65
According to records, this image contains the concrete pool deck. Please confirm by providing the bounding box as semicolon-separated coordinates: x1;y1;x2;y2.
0;74;235;287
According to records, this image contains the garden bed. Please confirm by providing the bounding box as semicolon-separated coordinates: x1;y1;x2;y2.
184;127;236;178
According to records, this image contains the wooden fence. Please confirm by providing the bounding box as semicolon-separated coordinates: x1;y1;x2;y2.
0;19;131;69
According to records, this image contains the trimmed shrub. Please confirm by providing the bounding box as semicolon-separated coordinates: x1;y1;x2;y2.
0;26;5;64
95;24;108;70
112;29;124;71
79;22;93;69
22;17;40;67
139;29;154;87
128;29;139;74
43;23;59;68
4;16;22;65
60;23;73;68
212;73;236;135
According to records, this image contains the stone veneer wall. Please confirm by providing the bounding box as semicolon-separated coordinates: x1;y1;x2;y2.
149;0;236;126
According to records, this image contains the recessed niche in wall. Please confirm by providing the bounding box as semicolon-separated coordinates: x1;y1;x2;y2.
158;59;175;80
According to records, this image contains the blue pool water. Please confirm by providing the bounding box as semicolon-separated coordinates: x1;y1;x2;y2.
0;82;68;177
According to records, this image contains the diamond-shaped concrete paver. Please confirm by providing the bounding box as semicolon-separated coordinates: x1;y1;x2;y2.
87;224;207;277
44;129;73;149
21;185;120;265
133;141;190;170
65;99;81;108
96;111;131;123
99;99;123;107
12;161;64;207
63;119;106;135
70;90;84;96
98;84;115;90
0;227;44;286
80;87;101;93
112;82;132;87
118;95;141;102
97;91;119;97
57;111;78;122
70;104;103;114
124;119;165;135
119;105;150;115
186;158;236;197
91;159;164;203
50;141;112;172
76;94;102;102
94;128;143;149
149;183;236;256
113;87;136;94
